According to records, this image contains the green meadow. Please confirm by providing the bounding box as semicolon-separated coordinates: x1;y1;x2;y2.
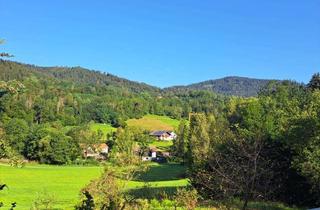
0;164;103;209
0;163;188;210
89;123;116;134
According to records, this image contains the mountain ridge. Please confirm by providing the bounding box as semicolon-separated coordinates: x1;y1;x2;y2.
165;76;277;97
1;60;276;97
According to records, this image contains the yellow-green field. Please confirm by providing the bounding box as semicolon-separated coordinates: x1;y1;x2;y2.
89;123;116;134
89;123;117;140
0;163;188;209
126;114;180;131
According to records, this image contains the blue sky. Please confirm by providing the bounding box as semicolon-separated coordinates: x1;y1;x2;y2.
1;0;319;87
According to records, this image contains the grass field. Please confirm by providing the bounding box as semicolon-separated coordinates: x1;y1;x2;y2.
0;163;188;209
0;163;302;210
149;140;173;151
126;114;180;131
0;164;103;209
89;123;116;134
89;123;117;139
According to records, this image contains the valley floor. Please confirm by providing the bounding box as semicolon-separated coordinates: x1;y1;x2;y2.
0;163;188;209
0;162;304;210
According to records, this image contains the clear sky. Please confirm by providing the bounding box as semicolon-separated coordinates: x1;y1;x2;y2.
1;0;319;87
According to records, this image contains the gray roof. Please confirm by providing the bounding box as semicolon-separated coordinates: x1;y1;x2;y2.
150;130;171;136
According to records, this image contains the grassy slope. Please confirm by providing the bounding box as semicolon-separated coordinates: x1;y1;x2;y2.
126;114;180;131
89;123;117;140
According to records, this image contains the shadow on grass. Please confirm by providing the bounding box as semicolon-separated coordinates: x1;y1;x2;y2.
135;163;186;182
204;199;304;210
127;186;184;199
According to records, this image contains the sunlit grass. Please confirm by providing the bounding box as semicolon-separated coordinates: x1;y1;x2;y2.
0;162;188;209
0;164;103;210
126;114;180;131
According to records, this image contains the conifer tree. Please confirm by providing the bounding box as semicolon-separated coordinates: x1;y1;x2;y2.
308;73;320;90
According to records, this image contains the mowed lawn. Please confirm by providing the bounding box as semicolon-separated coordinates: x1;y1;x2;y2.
0;163;188;209
126;114;180;131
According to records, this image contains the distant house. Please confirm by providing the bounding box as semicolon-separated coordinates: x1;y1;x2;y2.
150;130;177;141
142;147;158;161
82;143;109;159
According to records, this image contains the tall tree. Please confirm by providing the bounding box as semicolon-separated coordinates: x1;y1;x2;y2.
187;113;210;167
308;73;320;91
173;119;189;163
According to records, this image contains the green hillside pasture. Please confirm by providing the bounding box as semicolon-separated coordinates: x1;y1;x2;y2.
143;115;180;129
126;114;180;131
89;123;117;139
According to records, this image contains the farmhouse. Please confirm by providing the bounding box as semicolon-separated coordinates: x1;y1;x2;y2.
82;143;109;159
141;147;158;161
141;146;169;163
150;130;177;141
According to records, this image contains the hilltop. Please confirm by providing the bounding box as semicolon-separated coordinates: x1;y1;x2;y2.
0;60;160;94
165;76;276;97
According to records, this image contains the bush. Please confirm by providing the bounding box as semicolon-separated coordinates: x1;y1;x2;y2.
72;158;100;166
175;188;199;210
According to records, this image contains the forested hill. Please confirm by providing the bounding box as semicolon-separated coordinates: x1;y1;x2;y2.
0;60;160;94
165;76;276;97
1;60;276;97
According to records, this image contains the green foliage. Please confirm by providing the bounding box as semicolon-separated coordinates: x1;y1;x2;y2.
187;79;320;208
38;129;80;164
187;114;210;166
173;120;189;162
4;118;29;154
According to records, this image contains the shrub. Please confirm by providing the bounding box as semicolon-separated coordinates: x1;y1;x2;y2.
175;188;199;210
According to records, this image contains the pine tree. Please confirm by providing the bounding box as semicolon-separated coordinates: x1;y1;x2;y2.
308;73;320;90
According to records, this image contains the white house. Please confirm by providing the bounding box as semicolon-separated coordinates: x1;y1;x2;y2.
141;147;158;161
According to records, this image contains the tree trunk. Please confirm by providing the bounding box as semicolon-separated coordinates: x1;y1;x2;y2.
242;198;249;210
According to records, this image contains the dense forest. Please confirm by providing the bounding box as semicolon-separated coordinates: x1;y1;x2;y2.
165;76;276;97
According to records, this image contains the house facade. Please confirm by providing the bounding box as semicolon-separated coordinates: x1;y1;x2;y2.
150;130;177;141
82;143;109;159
